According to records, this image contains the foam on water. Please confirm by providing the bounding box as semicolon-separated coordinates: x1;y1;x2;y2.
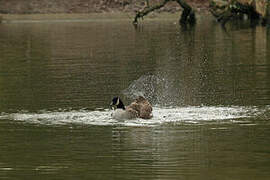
0;106;261;127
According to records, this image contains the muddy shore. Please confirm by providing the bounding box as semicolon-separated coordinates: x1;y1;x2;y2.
0;0;208;14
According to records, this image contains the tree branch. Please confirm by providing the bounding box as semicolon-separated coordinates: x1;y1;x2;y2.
133;0;195;25
133;0;170;24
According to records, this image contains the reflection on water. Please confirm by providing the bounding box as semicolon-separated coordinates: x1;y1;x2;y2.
0;17;270;179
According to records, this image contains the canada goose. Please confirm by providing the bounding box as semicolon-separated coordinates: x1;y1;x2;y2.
110;96;153;120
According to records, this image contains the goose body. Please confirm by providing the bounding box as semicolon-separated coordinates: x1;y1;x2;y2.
111;108;138;120
110;96;153;120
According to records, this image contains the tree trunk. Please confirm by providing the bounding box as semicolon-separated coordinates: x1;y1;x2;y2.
175;0;195;24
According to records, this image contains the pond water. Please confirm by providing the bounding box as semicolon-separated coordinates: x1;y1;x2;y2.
0;16;270;179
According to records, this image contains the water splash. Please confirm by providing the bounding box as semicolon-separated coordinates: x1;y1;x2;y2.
122;74;174;106
0;106;261;127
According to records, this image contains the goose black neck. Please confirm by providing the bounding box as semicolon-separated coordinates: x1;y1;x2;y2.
117;99;125;110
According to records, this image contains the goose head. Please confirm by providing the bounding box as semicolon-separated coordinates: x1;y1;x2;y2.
110;97;125;110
